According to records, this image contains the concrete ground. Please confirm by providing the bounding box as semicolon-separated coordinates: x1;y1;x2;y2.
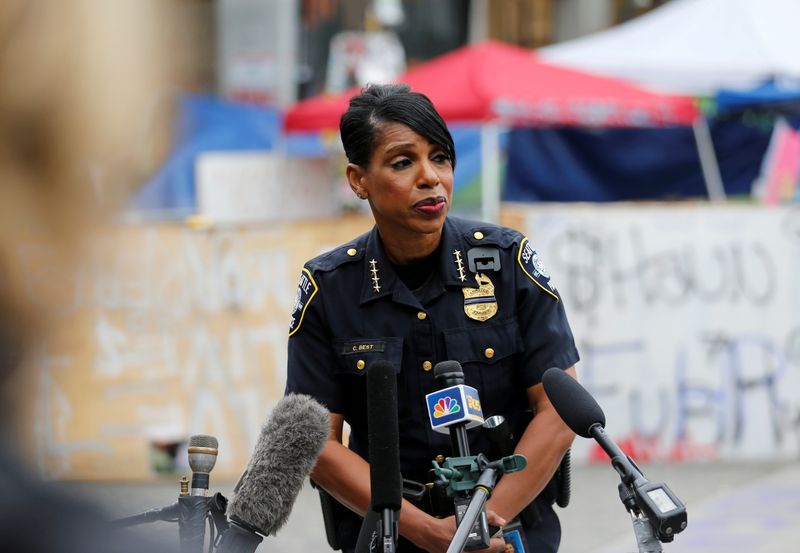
55;460;800;553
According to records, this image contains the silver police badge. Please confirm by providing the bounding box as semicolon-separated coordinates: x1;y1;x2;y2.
462;273;498;322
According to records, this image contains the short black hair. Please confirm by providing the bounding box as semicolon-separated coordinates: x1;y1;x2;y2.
339;83;456;169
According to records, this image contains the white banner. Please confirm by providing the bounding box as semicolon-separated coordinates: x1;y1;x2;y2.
523;205;800;462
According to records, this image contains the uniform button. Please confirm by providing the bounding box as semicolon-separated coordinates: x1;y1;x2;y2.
356;359;365;370
347;248;357;256
417;311;427;320
473;231;484;240
484;348;495;359
422;361;433;371
435;454;445;463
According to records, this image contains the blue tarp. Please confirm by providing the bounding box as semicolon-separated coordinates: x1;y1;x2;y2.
504;118;773;202
131;95;282;214
716;80;800;114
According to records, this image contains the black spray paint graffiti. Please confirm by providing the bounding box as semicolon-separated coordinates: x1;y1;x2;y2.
577;328;800;458
676;332;797;448
548;225;778;314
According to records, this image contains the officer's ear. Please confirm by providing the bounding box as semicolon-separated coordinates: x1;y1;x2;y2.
346;163;368;201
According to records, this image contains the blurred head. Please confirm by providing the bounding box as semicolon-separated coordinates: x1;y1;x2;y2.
0;1;175;385
340;84;455;241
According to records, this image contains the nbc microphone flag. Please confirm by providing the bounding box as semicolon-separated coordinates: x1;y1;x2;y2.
425;384;485;434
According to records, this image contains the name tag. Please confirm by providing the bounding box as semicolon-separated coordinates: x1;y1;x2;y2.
341;341;386;354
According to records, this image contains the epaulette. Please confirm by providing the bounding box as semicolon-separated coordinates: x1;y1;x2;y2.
451;217;519;249
305;234;368;274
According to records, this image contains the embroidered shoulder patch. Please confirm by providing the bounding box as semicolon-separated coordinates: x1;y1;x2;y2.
289;268;318;337
517;238;559;301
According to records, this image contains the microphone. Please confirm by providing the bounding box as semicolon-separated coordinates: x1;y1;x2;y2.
426;360;490;551
218;394;329;553
188;434;219;495
179;435;219;553
356;360;402;553
542;368;687;543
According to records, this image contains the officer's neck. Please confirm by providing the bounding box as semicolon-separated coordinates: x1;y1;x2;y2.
378;226;442;265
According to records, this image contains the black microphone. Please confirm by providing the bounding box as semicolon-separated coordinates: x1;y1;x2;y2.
179;434;218;553
542;368;687;542
433;360;473;457
356;360;402;553
218;394;329;553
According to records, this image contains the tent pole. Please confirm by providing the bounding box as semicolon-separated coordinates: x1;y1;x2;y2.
481;123;501;223
692;117;726;202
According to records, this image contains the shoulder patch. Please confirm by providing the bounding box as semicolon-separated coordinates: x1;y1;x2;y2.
288;268;318;337
517;238;559;301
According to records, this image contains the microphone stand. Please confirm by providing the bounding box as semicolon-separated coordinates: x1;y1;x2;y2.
379;508;397;553
619;484;662;553
111;477;230;553
432;454;527;553
445;463;498;553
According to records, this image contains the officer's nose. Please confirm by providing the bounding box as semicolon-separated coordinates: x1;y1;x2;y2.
417;159;440;189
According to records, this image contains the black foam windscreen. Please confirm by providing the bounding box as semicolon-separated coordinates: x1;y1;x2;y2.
433;359;465;386
366;360;402;511
542;367;606;438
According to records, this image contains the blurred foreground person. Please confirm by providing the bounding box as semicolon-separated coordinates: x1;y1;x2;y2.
286;84;579;553
0;1;175;551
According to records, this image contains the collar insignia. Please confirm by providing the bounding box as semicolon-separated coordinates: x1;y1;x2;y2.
462;273;498;322
453;249;467;282
369;258;381;293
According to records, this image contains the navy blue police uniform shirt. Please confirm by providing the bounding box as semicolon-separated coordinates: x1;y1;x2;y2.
285;216;579;548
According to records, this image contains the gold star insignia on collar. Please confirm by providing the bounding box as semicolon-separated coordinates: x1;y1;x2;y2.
453;250;466;282
369;258;381;292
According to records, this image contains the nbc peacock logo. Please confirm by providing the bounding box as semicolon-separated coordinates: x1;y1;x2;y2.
433;397;461;418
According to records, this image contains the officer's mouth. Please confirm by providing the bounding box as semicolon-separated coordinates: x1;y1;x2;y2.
413;196;447;215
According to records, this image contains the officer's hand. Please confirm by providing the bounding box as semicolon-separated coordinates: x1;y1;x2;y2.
413;511;507;553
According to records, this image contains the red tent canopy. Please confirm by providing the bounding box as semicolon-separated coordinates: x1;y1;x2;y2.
284;40;699;132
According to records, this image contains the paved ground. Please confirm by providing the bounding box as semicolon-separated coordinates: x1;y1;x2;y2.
55;460;800;552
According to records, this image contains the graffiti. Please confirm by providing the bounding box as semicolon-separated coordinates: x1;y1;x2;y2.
18;226;303;478
577;328;800;463
547;226;777;314
527;206;800;463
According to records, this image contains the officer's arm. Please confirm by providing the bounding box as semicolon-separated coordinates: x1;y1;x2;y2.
485;366;577;522
312;413;503;553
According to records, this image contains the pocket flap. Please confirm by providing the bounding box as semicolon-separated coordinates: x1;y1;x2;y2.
332;337;404;375
443;318;523;365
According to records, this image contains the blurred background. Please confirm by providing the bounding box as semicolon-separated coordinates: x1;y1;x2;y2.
2;0;799;552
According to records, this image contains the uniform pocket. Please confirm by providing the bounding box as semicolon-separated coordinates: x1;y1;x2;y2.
442;317;523;366
442;318;524;417
332;337;404;375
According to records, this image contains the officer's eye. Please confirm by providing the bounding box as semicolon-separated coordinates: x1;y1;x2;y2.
432;152;451;165
391;158;411;170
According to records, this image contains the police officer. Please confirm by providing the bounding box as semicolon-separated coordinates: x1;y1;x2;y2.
286;83;579;553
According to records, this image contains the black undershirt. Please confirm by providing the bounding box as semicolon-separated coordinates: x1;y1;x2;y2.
390;244;441;296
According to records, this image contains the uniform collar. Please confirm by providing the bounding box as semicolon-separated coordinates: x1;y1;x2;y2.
439;217;477;288
359;218;476;306
359;226;405;305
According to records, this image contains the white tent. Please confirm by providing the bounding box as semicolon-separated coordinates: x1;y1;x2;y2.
539;0;800;96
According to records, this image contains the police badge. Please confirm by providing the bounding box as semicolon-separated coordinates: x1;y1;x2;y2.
462;273;498;322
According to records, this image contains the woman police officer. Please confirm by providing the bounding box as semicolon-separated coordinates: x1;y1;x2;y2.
285;83;579;553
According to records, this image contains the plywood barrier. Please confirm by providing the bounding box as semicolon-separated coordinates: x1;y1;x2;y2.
13;215;374;480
